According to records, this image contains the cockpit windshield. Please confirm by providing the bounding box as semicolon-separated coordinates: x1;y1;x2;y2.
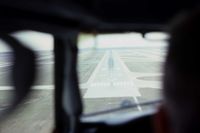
77;32;168;115
0;31;168;132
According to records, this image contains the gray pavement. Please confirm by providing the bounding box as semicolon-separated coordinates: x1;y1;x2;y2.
0;46;166;133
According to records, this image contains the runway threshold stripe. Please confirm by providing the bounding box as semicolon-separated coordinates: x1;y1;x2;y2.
0;85;54;90
0;84;87;90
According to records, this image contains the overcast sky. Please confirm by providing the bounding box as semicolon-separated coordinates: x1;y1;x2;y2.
0;31;168;52
78;32;168;49
0;31;53;52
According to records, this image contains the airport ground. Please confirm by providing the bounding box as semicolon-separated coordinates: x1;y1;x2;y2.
0;46;166;133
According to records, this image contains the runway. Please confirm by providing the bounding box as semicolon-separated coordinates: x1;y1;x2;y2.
0;46;166;133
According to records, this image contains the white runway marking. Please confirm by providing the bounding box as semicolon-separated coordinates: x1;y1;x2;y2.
0;85;54;90
84;51;141;98
0;63;12;68
0;84;87;90
133;97;142;111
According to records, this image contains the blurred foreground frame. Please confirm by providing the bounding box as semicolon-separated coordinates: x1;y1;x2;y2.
0;0;199;133
0;35;36;122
